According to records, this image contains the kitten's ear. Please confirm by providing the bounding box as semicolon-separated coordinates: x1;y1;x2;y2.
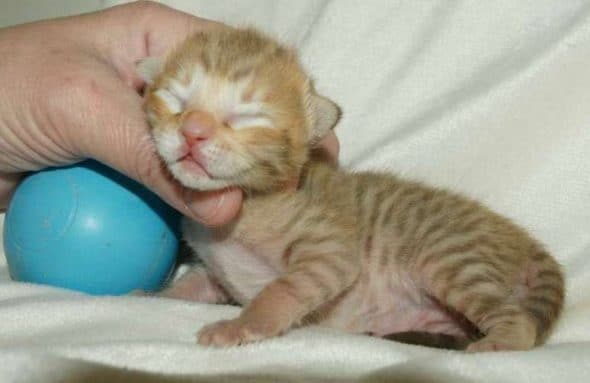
136;57;164;85
308;91;341;145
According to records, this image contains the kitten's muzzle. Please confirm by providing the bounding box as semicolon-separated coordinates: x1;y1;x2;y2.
182;111;215;146
179;111;215;170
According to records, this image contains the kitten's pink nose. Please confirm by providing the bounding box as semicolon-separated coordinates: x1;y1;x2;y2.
181;111;215;147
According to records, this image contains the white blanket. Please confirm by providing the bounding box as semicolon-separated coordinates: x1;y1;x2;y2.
2;1;590;381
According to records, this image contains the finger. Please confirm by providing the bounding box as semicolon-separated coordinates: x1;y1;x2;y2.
183;188;243;227
90;1;226;88
310;131;340;166
134;1;224;56
319;131;340;163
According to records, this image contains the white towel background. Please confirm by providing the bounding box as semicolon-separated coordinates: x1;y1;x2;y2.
1;1;590;381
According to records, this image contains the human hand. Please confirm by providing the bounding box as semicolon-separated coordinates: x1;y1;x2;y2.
0;1;339;225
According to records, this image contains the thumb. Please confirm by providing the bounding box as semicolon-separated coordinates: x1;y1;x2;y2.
128;142;244;227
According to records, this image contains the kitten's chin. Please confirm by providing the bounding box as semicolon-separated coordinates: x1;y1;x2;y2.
168;161;235;191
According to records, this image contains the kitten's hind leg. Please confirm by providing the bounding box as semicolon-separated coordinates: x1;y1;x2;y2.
159;266;231;304
198;247;360;347
417;254;538;352
465;304;536;352
466;252;563;352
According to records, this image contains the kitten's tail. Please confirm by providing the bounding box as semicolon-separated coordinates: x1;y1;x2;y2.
520;249;565;345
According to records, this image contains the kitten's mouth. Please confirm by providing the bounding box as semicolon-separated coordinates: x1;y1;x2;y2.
178;155;212;179
164;142;249;190
169;154;242;192
169;142;213;179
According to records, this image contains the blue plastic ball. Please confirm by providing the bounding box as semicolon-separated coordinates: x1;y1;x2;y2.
3;160;180;295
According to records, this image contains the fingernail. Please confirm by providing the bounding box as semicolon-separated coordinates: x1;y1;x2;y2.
183;189;225;223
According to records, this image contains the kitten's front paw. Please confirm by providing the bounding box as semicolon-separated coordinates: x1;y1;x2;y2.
197;317;282;347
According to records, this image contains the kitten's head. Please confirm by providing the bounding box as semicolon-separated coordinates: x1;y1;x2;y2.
138;28;339;192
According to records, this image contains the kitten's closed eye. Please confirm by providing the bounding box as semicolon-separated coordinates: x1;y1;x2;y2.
154;89;184;115
226;103;273;130
226;114;273;130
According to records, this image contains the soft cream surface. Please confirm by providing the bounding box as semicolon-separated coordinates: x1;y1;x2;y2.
1;1;590;381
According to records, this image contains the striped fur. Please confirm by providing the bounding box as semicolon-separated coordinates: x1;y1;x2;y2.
142;28;564;351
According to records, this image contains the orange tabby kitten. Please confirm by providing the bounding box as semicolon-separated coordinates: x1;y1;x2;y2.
138;27;564;352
